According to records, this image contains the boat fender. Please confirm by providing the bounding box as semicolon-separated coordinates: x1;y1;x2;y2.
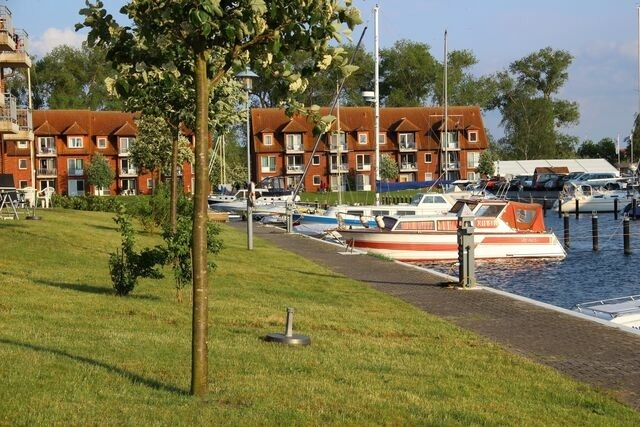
375;215;385;229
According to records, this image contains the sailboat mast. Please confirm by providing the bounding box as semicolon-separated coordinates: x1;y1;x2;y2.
374;4;381;205
337;83;342;206
443;30;449;182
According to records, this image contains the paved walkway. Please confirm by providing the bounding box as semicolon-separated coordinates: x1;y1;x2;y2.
232;221;640;411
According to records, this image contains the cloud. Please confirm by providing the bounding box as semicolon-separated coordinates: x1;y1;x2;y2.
30;27;86;58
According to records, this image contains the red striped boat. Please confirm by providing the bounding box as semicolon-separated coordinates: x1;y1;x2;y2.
338;199;566;262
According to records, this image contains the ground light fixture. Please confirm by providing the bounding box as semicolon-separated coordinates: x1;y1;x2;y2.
265;307;311;346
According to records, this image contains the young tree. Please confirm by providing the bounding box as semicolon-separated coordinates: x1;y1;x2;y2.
86;153;115;194
79;0;360;396
476;150;496;178
379;154;399;181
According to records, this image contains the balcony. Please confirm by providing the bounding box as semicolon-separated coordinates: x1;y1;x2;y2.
329;164;349;174
3;107;33;141
443;141;460;150
443;161;460;171
329;142;348;153
0;93;18;134
119;147;130;156
0;29;31;68
68;168;84;177
37;147;57;156
356;164;372;172
285;142;304;153
37;168;57;178
0;6;15;52
119;168;138;177
286;164;304;174
399;141;417;151
400;162;418;172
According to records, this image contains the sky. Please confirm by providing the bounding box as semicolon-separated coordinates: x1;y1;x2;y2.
7;0;640;145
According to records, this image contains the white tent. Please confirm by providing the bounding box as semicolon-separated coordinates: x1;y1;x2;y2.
494;159;618;178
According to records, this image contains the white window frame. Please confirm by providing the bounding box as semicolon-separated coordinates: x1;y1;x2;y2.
312;155;320;165
19;180;28;188
17;140;28;149
38;136;55;153
68;158;84;175
424;172;433;181
424;153;432;163
468;130;479;143
358;132;368;145
356;154;371;171
378;132;386;145
467;151;480;168
147;178;154;189
119;137;135;153
97;137;108;149
18;158;28;170
261;155;276;173
68;136;83;149
312;175;321;186
263;133;273;146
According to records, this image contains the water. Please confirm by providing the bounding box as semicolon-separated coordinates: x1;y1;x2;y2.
416;212;640;309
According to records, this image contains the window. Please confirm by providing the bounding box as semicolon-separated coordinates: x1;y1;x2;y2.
38;137;55;154
358;132;368;145
313;175;321;186
285;134;302;151
120;158;136;174
467;152;480;168
119;137;135;154
97;137;108;149
263;134;273;146
424;172;433;181
17;140;28;149
329;132;347;150
468;131;478;143
147;178;154;189
68;159;84;176
378;133;386;145
399;133;415;149
18;159;28;169
19;180;28;188
356;154;371;171
312;155;320;165
424;153;432;163
261;156;276;172
68;136;83;148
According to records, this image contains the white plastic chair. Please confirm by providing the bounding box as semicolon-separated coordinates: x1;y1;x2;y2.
20;187;37;208
39;187;55;208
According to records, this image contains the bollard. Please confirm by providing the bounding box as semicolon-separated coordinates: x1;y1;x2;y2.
633;199;638;221
457;205;475;288
557;195;563;218
575;199;580;219
563;213;570;249
264;307;311;346
614;198;618;220
624;217;631;255
591;213;598;251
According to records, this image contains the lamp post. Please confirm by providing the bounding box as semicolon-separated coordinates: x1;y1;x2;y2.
236;66;258;250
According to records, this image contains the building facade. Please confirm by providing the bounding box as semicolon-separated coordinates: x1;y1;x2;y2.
250;106;489;192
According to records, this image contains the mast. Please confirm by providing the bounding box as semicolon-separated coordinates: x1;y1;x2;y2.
443;30;449;182
374;4;380;205
337;83;342;206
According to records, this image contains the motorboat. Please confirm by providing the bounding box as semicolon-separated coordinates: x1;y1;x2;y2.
209;176;300;213
338;199;566;262
552;181;639;213
572;295;640;330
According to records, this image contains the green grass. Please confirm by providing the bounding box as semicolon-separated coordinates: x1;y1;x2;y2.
0;209;638;425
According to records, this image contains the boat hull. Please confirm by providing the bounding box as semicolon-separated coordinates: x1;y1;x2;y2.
339;230;566;261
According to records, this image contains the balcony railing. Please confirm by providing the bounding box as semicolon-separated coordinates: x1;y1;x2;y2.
37;147;56;156
285;142;304;152
399;142;417;151
443;161;460;170
400;163;417;171
356;164;372;171
286;165;304;174
120;168;138;177
68;168;84;176
37;168;57;177
329;142;348;152
0;92;17;123
3;106;33;140
119;147;130;155
443;141;459;150
329;164;349;173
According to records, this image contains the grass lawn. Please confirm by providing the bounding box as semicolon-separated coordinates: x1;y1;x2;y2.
0;208;638;425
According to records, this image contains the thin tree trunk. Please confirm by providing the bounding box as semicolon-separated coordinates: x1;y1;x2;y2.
170;135;178;233
191;51;209;396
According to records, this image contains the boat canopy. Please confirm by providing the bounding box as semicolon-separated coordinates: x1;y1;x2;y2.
499;201;545;232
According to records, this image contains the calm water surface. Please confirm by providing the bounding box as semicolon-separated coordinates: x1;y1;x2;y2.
416;212;640;309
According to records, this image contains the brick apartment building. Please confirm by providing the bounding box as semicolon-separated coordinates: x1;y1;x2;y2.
251;106;489;192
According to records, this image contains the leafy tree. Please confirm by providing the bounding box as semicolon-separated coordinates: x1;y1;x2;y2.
380;39;437;106
490;47;579;160
80;0;360;396
379;154;399;181
86;153;115;194
577;137;616;164
476;150;496;178
31;44;122;110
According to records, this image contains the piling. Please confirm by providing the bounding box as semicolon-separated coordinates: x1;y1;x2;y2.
614;198;618;220
557;195;563;217
633;199;638;221
624;217;631;255
563;213;570;249
542;197;547;217
575;199;580;219
591;213;598;251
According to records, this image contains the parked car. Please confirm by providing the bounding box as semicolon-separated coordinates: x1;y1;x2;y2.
509;175;533;190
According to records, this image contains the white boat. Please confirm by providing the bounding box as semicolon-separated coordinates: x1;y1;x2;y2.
209;176;300;213
573;295;640;330
552;181;639;213
338;199;566;262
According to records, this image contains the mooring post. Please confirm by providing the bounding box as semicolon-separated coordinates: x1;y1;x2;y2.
592;213;598;251
575;199;580;219
557;195;563;218
614;198;618;220
457;204;475;288
563;213;570;249
624;217;631;255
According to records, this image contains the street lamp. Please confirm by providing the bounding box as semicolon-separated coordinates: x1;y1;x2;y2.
236;66;258;250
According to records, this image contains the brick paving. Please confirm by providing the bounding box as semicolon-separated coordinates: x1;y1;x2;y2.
233;221;640;411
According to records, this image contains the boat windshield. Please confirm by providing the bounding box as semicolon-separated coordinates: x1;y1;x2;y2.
474;204;504;218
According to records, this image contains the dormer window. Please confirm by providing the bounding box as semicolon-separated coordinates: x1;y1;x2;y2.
468;130;478;143
97;137;108;149
263;133;273;146
68;136;83;148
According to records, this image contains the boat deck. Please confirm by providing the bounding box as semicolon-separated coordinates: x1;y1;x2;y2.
232;220;640;411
